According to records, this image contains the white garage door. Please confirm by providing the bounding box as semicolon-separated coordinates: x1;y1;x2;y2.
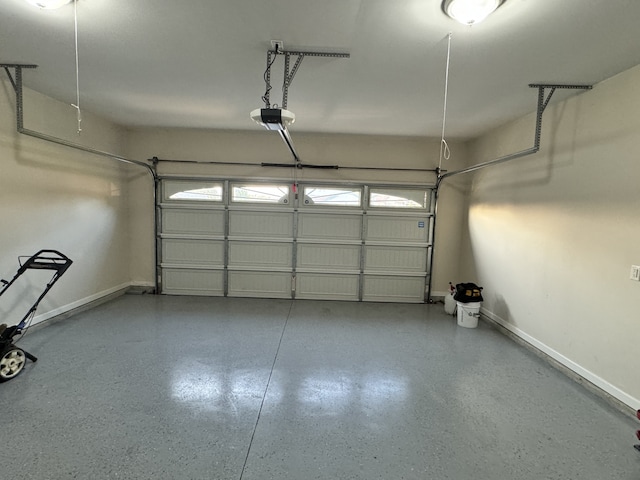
158;179;434;302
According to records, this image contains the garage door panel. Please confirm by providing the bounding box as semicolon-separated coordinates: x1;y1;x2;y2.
162;209;224;236
362;275;425;303
228;271;291;298
296;273;359;301
364;246;427;273
229;211;293;238
298;213;361;240
229;241;293;269
297;243;360;271
366;216;429;243
162;238;224;266
163;268;224;296
159;180;433;302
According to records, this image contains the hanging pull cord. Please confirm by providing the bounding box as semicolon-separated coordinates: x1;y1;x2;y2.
438;33;452;172
71;0;82;134
441;138;450;163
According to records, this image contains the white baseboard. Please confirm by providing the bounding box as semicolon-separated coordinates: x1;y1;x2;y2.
31;282;131;326
481;308;639;412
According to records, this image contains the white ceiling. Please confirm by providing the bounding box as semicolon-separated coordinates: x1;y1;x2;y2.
2;0;640;139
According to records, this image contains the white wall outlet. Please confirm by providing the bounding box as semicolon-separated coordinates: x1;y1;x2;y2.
630;265;640;281
271;40;284;52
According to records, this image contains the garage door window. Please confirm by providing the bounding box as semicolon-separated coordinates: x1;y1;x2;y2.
301;186;362;207
163;181;223;202
231;184;291;204
369;188;429;209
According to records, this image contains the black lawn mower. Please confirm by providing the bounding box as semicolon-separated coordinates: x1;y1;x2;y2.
0;250;72;382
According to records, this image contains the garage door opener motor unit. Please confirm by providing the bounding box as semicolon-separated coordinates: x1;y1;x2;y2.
0;250;73;382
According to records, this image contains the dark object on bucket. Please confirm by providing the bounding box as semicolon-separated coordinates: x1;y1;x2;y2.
453;282;483;303
0;250;73;382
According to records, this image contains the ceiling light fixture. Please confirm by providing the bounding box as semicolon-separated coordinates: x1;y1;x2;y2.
25;0;73;9
442;0;504;25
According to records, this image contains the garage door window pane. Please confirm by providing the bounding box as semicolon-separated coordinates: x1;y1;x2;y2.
302;186;362;207
164;181;223;202
232;184;290;204
369;188;429;209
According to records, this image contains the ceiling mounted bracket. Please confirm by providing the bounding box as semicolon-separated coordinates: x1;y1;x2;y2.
436;82;592;187
529;83;592;115
281;52;304;110
1;61;155;176
427;82;591;303
262;48;350;110
2;61;160;294
256;47;350;165
2;64;38;128
527;83;592;149
2;64;38;94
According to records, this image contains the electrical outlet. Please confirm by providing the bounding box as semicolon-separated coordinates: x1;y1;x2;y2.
630;265;640;281
271;40;284;52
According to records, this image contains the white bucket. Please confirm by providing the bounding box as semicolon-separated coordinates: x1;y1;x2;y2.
456;301;481;328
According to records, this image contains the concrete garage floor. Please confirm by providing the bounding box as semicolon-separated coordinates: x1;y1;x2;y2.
1;295;638;479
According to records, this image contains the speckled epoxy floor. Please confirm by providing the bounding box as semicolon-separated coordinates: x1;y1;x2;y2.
1;295;638;479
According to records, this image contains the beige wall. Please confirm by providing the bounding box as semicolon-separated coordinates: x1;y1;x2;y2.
461;65;640;408
0;78;134;325
125;128;470;293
